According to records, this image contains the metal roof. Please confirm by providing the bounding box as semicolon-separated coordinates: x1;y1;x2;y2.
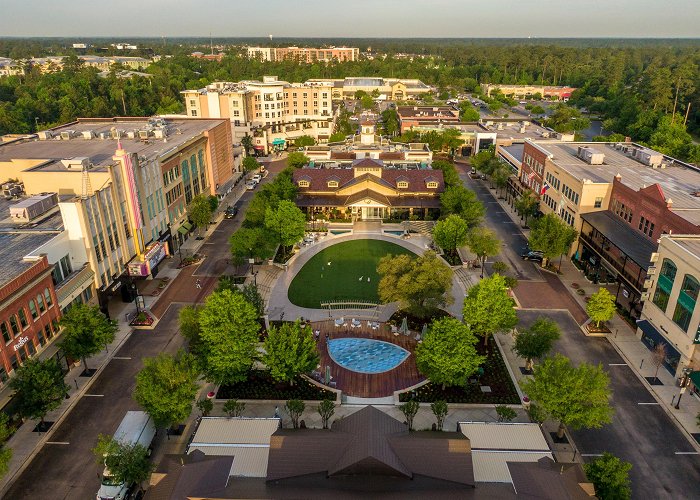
187;446;270;477
459;422;549;451
580;210;657;268
472;451;553;483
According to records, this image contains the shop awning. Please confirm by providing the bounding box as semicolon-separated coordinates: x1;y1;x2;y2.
178;221;193;235
636;320;664;344
272;138;286;145
689;371;700;388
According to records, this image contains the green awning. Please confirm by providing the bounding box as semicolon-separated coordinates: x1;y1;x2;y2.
690;371;700;388
272;138;286;145
178;222;193;235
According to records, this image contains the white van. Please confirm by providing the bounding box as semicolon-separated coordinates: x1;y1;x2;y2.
97;411;156;500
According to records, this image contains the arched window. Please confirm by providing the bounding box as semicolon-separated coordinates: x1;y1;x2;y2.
653;258;677;312
44;288;53;307
37;293;46;313
672;274;699;332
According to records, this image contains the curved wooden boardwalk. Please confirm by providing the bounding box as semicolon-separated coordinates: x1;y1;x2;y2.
311;319;425;398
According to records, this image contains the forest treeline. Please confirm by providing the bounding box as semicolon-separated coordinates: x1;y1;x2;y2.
0;40;698;162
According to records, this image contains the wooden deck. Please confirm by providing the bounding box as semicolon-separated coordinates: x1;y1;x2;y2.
311;319;425;398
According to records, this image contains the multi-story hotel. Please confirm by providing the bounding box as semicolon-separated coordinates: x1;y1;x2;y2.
0;117;235;300
182;76;335;153
308;77;432;101
246;46;359;63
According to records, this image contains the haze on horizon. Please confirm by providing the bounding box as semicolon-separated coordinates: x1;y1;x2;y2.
1;0;699;38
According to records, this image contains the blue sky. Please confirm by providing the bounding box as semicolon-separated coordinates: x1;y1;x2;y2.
1;0;699;37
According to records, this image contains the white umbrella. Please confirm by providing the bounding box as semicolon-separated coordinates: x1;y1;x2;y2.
400;317;409;335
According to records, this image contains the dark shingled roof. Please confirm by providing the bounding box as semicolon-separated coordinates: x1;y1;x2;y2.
352;158;383;168
145;451;233;500
292;168;444;193
507;457;595;500
265;406;475;487
580;210;656;268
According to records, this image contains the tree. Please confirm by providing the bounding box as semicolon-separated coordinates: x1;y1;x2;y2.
586;288;616;328
544;103;590;133
11;358;69;425
242;156;260;173
459;101;480;121
223;399;246;417
265;200;306;251
430;400;448;431
229;227;277;266
360;94;374;110
530;105;546;115
0;414;12;479
380;108;400;136
430;159;460;188
583;452;632;500
93;435;153;488
462;274;518;346
285;399;305;429
317;399;335;429
514;189;539;227
491;164;511;198
466;226;501;278
377;251;454;318
650;343;667;382
178;305;202;354
262;321;319;385
287;151;310;169
512;317;561;371
59;303;117;372
329;132;347;142
432;214;469;254
521;354;613;439
440;185;485;228
415;318;485;388
133;350;200;429
208;195;219;213
399;400;420;431
188;194;213;236
241;134;254;155
491;261;508;275
240;282;265;317
198;289;260;385
495;405;517;422
528;213;577;267
294;135;315;148
196;398;213;417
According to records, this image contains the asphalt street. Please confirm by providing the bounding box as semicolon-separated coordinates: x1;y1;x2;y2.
4;160;286;499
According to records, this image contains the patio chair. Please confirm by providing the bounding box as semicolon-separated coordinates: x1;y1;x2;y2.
391;325;398;333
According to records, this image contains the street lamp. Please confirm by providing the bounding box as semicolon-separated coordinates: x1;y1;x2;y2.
674;368;692;409
130;283;141;315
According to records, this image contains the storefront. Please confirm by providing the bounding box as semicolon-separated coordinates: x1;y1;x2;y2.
127;241;169;279
636;320;682;375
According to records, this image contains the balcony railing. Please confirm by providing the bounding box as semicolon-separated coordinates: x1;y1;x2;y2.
579;232;646;291
56;265;95;306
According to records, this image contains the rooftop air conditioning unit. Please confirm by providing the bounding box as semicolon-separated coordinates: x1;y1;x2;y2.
82;130;96;140
60;130;77;140
138;129;151;139
98;131;110;139
126;130;137;139
111;129;126;140
37;130;54;140
577;146;605;165
153;127;169;139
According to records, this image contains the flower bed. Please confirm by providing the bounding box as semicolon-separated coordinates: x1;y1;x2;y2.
586;322;611;334
130;311;155;326
177;254;203;268
217;371;335;401
399;337;520;404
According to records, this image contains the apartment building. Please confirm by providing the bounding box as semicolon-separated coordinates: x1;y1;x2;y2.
397;106;461;133
638;235;700;384
480;84;577;100
518;140;700;317
182;76;334;153
246;46;359;62
308;77;432;101
0;116;234;304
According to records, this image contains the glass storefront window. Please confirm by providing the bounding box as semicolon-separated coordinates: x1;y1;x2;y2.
652;287;671;312
673;274;699;332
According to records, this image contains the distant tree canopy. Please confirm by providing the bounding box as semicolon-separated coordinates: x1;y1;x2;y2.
0;40;698;162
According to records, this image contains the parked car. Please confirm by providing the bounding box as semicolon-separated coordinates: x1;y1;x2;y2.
521;250;544;262
251;174;262;184
224;205;238;219
245;180;257;190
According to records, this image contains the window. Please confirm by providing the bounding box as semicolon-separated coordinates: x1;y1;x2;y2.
594;197;603;208
397;181;409;189
190;110;198;117
18;308;28;329
189;99;196;107
1;322;10;344
327;181;338;188
298;180;310;188
27;341;36;356
37;294;46;313
44;323;53;340
9;315;19;336
426;181;438;189
672;274;699;332
28;300;38;319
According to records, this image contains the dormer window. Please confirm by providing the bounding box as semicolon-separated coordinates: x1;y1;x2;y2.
426;181;438;189
327;180;339;188
298;180;310;188
397;181;409;189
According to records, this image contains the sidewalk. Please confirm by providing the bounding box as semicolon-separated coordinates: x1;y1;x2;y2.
485;178;700;451
0;178;251;495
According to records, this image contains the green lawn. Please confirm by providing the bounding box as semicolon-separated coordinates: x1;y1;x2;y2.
288;239;416;308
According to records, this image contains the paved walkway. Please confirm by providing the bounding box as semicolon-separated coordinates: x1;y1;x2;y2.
267;231;466;322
